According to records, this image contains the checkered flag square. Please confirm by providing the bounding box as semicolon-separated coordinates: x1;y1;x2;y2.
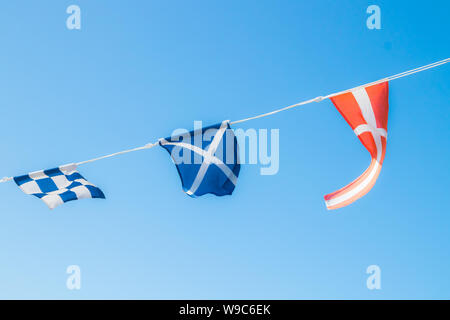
14;164;105;209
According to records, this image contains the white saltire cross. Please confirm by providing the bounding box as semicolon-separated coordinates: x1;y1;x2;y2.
159;121;238;196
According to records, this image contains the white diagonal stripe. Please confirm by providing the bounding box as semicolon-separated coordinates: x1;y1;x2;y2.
161;140;238;189
160;141;209;159
187;121;229;195
161;121;238;195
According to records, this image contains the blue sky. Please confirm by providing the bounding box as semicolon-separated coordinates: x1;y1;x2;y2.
0;0;449;299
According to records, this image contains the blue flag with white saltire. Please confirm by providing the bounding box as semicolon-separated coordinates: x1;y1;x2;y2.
159;120;240;197
14;163;105;209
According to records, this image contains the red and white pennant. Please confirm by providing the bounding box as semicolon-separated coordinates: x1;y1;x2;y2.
325;82;389;210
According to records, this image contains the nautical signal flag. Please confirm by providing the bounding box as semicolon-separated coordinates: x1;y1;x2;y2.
325;81;389;210
14;164;105;209
159;120;241;197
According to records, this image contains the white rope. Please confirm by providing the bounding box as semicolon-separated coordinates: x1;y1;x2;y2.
230;57;449;125
0;58;448;183
230;96;324;125
0;142;159;183
76;142;158;166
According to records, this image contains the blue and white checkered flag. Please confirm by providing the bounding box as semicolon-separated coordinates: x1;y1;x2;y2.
159;120;240;197
14;163;105;209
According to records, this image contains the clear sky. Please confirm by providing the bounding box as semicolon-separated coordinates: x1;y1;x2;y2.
0;0;448;299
